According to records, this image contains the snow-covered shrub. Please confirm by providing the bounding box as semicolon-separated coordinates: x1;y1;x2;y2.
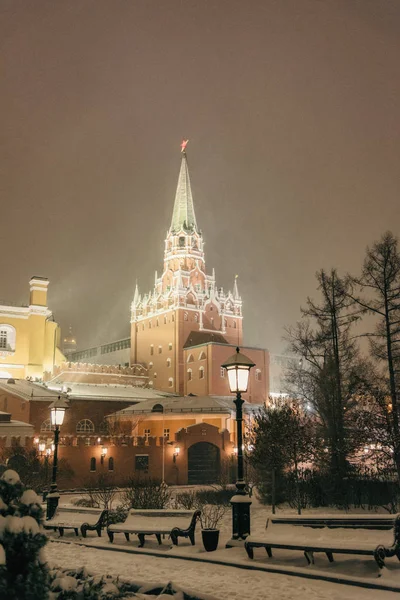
120;477;171;510
0;469;49;600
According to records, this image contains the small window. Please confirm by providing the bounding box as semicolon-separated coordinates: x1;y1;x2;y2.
220;367;225;378
168;377;174;388
90;457;96;472
169;343;172;350
187;354;194;363
172;314;175;322
156;318;159;327
154;372;157;379
187;369;192;381
149;321;152;329
164;316;167;324
144;428;151;441
150;345;154;355
199;351;206;360
108;457;114;471
167;358;171;368
179;236;185;247
199;367;204;380
158;345;162;354
135;455;149;472
76;419;95;434
164;428;170;440
233;321;237;329
194;313;198;322
184;312;188;321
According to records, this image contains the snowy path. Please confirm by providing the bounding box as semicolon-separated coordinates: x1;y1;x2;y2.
46;541;399;600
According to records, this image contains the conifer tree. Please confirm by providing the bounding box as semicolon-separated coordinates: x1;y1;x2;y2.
0;469;48;600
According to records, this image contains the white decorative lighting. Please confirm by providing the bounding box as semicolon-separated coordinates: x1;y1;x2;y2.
49;396;69;427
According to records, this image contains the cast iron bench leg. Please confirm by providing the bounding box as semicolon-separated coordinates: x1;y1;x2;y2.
326;551;334;562
304;551;314;565
108;531;114;543
245;544;254;559
156;534;162;545
124;532;130;542
74;528;79;536
59;528;64;537
138;534;145;547
189;531;195;546
96;526;102;537
266;546;272;558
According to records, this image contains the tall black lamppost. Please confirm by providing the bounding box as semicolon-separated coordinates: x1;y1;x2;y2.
46;396;69;519
222;347;255;546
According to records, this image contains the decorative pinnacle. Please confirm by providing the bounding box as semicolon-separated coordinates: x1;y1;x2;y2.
181;139;189;153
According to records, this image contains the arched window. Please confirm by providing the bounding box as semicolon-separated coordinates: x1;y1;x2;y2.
166;358;171;368
187;354;194;363
76;419;95;434
194;313;198;322
187;369;192;381
90;457;96;471
164;316;167;324
158;345;162;354
0;325;16;352
184;312;188;321
149;362;153;369
199;351;206;360
169;342;173;350
149;321;152;329
108;457;114;471
233;321;237;329
152;403;164;413
168;377;174;388
40;419;54;432
199;366;205;380
150;345;154;355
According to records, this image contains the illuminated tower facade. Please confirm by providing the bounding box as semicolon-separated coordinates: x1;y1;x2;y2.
131;143;243;394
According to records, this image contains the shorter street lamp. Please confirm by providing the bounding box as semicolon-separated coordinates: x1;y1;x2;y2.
222;347;255;546
46;396;69;519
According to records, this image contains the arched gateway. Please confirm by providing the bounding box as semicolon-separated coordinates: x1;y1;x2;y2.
188;442;220;484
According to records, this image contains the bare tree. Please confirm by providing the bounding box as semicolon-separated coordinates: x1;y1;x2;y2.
347;232;400;479
285;269;367;480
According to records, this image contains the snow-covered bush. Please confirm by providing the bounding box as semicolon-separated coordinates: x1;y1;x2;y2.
0;469;48;600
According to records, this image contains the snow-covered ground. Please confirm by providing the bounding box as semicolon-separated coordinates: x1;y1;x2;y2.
49;490;400;599
45;541;398;600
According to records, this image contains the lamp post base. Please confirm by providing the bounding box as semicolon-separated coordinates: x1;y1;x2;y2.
226;487;252;548
46;484;60;520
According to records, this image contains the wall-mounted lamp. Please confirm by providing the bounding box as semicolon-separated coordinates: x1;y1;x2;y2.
34;437;39;445
38;442;46;455
101;446;108;465
173;446;180;463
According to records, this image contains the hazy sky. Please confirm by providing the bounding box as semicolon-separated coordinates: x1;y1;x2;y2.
1;0;399;354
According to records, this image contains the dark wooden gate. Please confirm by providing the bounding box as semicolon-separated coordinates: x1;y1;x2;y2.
188;442;220;484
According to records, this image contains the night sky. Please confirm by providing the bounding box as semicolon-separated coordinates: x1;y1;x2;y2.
1;1;399;354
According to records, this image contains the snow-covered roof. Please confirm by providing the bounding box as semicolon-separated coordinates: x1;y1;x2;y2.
113;395;263;416
0;379;62;402
47;382;175;402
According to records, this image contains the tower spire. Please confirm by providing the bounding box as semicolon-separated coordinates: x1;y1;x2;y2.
170;140;198;234
133;281;139;306
233;275;240;299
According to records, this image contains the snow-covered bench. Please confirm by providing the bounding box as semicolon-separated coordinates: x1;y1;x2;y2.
44;507;109;538
270;514;396;530
107;509;201;547
244;514;400;569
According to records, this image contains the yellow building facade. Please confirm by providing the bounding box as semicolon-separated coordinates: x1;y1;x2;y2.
0;277;65;380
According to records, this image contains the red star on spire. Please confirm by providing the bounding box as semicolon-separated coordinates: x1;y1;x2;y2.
181;139;189;153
